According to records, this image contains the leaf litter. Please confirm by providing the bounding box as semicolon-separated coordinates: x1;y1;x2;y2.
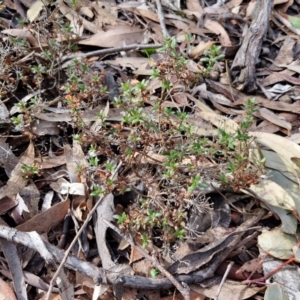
1;0;300;299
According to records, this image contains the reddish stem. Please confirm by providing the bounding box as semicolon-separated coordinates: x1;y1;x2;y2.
243;256;295;285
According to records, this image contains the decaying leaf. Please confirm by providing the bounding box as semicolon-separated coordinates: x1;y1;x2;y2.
258;228;296;260
27;0;48;22
79;26;145;48
0;277;17;300
16;199;70;233
245;179;296;211
203;18;232;47
191;281;263;300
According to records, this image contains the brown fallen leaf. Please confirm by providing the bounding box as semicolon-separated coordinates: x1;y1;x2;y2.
191;281;263;300
35;155;66;169
186;0;203;15
0;196;18;215
160;291;205;300
189;41;215;59
237;257;263;274
259;107;292;135
0;276;17;300
0;142;35;204
261;69;295;87
79;25;145;48
122;288;138;300
266;68;300;85
226;0;243;9
16;199;70;233
2;29;41;47
203;18;232;47
27;0;48;22
31;119;60;136
253;120;280;133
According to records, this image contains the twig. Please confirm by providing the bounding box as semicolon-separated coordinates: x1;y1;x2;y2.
155;0;170;38
244;256;296;285
214;261;234;300
102;219;190;300
59;43;163;65
45;161;123;300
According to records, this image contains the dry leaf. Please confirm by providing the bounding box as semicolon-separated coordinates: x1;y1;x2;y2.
191;281;262;300
189;41;215;59
2;29;40;47
245;179;296;211
16;199;70;233
79;26;145;48
27;0;48;22
0;277;17;300
237;258;263;274
186;0;203;14
203;18;232;47
258;228;295;259
259;107;292;135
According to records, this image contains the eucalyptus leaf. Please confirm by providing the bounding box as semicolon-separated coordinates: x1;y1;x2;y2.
258;228;296;260
264;284;289;300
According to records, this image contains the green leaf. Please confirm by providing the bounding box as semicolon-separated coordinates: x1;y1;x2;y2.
264;283;289;300
150;268;159;278
287;15;300;29
200;57;210;62
258;228;296;260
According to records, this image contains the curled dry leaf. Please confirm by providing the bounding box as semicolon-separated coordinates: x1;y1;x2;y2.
203;18;232;47
50;178;86;195
237;257;263;274
189;41;215;59
249;132;300;172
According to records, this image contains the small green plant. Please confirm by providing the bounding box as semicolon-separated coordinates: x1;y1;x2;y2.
150;268;159;278
114;212;127;224
141;233;149;248
89;156;99;167
200;45;225;73
90;185;104;197
144;209;162;226
11;115;24;131
105;162;115;173
173;229;185;242
88;145;97;157
21;164;41;178
187;174;206;194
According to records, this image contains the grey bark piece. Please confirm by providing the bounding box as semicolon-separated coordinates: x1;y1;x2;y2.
93;193;116;270
231;0;272;92
260;248;300;300
0;237;27;300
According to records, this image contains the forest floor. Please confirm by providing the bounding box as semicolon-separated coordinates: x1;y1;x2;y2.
1;0;300;299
